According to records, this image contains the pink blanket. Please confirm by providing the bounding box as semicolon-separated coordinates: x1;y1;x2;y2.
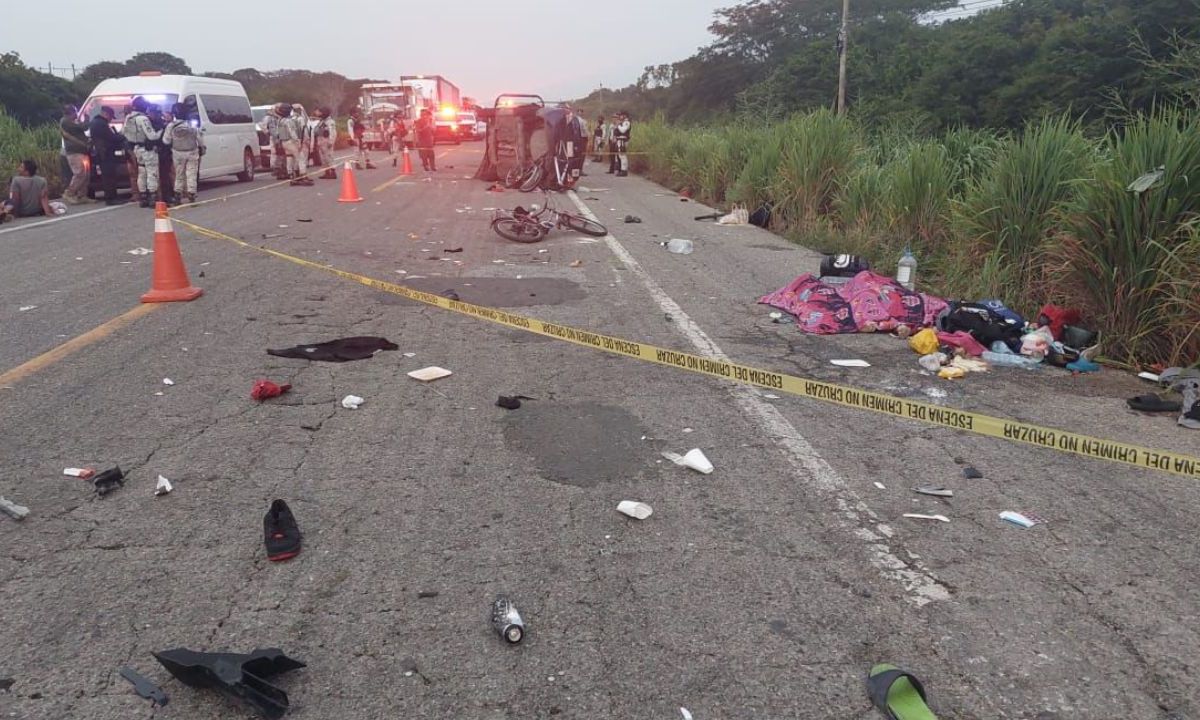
760;271;948;335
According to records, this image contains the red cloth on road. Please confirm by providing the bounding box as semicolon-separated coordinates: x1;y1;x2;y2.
759;271;948;335
936;331;987;357
251;380;292;402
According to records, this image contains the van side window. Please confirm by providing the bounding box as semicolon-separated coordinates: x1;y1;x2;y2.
200;95;253;125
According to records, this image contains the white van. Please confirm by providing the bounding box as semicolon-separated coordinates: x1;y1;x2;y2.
80;73;260;188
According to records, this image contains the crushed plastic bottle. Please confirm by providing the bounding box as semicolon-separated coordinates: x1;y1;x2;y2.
982;351;1043;370
664;238;694;255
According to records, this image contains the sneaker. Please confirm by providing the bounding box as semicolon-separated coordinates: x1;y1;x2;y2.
264;499;301;561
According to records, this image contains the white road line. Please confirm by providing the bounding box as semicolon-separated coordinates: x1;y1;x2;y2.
0;204;124;237
567;190;950;607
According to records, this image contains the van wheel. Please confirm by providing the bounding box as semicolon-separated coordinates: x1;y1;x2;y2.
237;150;255;182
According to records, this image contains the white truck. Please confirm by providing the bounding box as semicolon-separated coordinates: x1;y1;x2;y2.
357;84;419;150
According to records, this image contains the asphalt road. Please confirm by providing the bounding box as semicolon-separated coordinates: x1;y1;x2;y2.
1;142;1197;720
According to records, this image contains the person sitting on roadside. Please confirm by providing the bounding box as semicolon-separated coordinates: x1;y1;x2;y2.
0;160;54;224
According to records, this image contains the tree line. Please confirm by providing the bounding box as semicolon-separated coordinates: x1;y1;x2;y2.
573;0;1200;130
0;51;380;126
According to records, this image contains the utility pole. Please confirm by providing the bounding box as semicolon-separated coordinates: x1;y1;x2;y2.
837;0;850;115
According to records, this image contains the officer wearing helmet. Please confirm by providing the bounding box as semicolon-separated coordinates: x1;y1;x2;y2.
122;96;163;207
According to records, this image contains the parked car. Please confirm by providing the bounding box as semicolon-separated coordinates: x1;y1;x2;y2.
79;73;260;196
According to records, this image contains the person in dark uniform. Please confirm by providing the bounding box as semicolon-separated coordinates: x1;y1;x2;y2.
88;106;127;205
149;105;176;204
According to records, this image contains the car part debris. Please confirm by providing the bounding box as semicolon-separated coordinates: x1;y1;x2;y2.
491;596;525;644
264;500;301;561
119;666;169;707
903;513;950;523
162;378;175;386
443;247;463;253
0;496;29;520
1000;511;1043;528
831;359;871;368
663;238;694;254
153;647;305;720
624;215;642;223
408;367;453;382
155;475;173;496
251;380;292;402
64;467;95;479
441;289;461;300
497;396;522;410
962;466;983;479
617;501;653;520
913;486;953;498
0;677;12;691
93;466;125;496
296;218;313;223
340;395;365;410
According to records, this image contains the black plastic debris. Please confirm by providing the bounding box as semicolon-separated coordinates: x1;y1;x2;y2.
296;218;313;223
93;467;125;496
442;290;461;301
497;396;522;410
119;666;168;707
444;248;464;253
0;677;13;692
694;212;722;221
962;466;984;479
153;647;305;720
267;337;398;363
623;215;642;224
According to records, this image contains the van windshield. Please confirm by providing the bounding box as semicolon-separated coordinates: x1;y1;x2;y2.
81;94;180;122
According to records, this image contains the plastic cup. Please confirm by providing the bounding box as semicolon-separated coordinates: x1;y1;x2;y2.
681;449;713;474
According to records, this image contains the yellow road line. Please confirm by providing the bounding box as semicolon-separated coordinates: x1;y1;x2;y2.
370;149;460;193
0;303;162;388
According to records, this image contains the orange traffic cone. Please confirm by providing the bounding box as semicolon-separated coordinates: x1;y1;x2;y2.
141;203;203;303
337;161;363;203
400;149;413;176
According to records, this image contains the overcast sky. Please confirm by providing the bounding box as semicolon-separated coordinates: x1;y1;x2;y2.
7;0;731;101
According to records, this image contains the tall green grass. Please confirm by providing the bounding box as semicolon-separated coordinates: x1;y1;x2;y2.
0;106;66;197
634;106;1200;367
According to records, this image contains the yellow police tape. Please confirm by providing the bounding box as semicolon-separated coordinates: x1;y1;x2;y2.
173;217;1200;480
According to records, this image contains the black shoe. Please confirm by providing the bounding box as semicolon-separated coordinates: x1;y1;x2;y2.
606;170;615;174
616;171;628;177
264;500;301;562
139;199;151;208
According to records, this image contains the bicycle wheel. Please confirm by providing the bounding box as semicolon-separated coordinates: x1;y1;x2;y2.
519;163;544;193
492;217;547;243
560;212;608;237
505;164;527;189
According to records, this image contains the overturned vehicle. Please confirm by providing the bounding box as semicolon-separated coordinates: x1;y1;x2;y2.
475;94;586;192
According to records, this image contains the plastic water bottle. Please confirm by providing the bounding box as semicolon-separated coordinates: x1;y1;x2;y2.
982;351;1043;370
896;247;917;290
665;238;694;255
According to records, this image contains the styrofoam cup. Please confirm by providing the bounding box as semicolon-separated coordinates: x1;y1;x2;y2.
681;449;713;474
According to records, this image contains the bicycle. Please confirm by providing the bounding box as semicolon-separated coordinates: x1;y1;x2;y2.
491;190;608;243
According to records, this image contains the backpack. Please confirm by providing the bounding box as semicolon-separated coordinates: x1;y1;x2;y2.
123;112;147;144
938;302;1024;350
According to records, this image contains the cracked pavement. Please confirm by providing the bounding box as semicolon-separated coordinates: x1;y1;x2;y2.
1;144;1198;719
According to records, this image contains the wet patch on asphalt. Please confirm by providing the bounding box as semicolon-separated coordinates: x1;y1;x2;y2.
502;403;653;488
400;277;587;307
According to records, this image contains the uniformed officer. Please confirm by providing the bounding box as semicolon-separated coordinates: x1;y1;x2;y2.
315;107;338;179
269;103;289;180
123;97;162;207
611;111;632;177
162;103;205;205
277;104;313;186
347;108;376;169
